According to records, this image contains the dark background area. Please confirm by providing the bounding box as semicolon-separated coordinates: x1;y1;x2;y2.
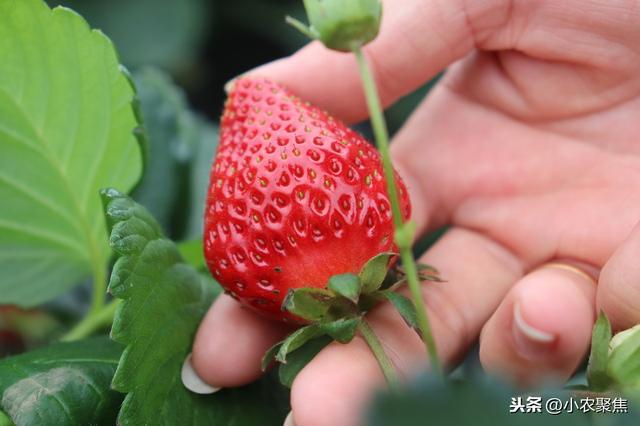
47;0;431;134
48;0;307;118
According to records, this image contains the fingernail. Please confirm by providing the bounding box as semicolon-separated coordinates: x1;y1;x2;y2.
181;353;221;394
512;303;555;359
283;411;295;426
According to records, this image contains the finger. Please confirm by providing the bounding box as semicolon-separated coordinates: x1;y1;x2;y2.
479;264;597;386
248;0;484;123
288;228;524;426
191;294;289;387
598;220;640;330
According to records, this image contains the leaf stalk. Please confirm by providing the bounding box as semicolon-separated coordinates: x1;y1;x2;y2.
61;299;119;341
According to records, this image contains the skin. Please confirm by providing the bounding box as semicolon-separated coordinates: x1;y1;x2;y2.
192;1;640;424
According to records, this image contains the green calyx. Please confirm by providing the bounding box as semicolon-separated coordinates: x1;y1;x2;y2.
288;0;382;51
262;252;443;375
282;252;397;323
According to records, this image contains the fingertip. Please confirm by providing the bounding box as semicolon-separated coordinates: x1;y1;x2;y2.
192;294;288;388
480;267;596;385
514;273;595;350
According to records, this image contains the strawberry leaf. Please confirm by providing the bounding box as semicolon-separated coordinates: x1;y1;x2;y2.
262;343;283;372
319;317;360;343
416;263;440;275
360;252;396;293
587;311;613;391
274;325;325;364
379;291;419;332
328;273;361;303
131;68;196;232
265;319;360;367
0;337;123;426
0;0;143;307
130;68;219;240
103;189;287;425
283;288;334;322
184;117;219;239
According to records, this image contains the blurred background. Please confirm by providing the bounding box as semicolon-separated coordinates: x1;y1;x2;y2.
51;0;309;119
48;0;432;141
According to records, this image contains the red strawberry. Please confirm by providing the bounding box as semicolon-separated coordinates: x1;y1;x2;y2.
204;77;410;322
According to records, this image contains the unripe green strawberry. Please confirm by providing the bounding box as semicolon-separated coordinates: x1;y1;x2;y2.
302;0;382;51
204;78;410;322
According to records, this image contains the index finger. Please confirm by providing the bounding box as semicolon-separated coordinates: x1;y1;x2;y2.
248;0;476;123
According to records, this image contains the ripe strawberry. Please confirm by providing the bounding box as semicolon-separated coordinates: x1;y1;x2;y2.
204;77;410;322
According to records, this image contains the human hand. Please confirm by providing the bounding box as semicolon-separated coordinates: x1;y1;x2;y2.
189;1;640;424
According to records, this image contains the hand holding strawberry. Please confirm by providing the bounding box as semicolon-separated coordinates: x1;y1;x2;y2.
191;1;640;425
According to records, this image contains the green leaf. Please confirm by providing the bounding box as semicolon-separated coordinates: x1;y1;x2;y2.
416;263;440;275
587;311;613;391
268;318;360;368
130;68;219;240
102;189;287;425
0;0;143;306
380;291;418;332
608;324;640;391
328;273;361;303
262;342;283;371
279;336;332;388
184;117;218;239
283;288;334;322
131;68;194;232
275;325;324;364
319;317;360;343
0;337;123;426
359;252;395;293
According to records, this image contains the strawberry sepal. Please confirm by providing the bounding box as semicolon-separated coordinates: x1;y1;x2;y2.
264;252;443;386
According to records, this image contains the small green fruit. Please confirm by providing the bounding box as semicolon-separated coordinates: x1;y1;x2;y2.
302;0;382;51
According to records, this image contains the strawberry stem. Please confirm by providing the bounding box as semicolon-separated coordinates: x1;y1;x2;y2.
358;319;399;389
353;46;443;378
88;257;108;317
60;298;119;341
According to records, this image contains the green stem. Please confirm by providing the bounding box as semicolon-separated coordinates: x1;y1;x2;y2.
358;319;399;390
285;16;319;40
61;299;119;341
353;47;443;378
88;260;107;316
